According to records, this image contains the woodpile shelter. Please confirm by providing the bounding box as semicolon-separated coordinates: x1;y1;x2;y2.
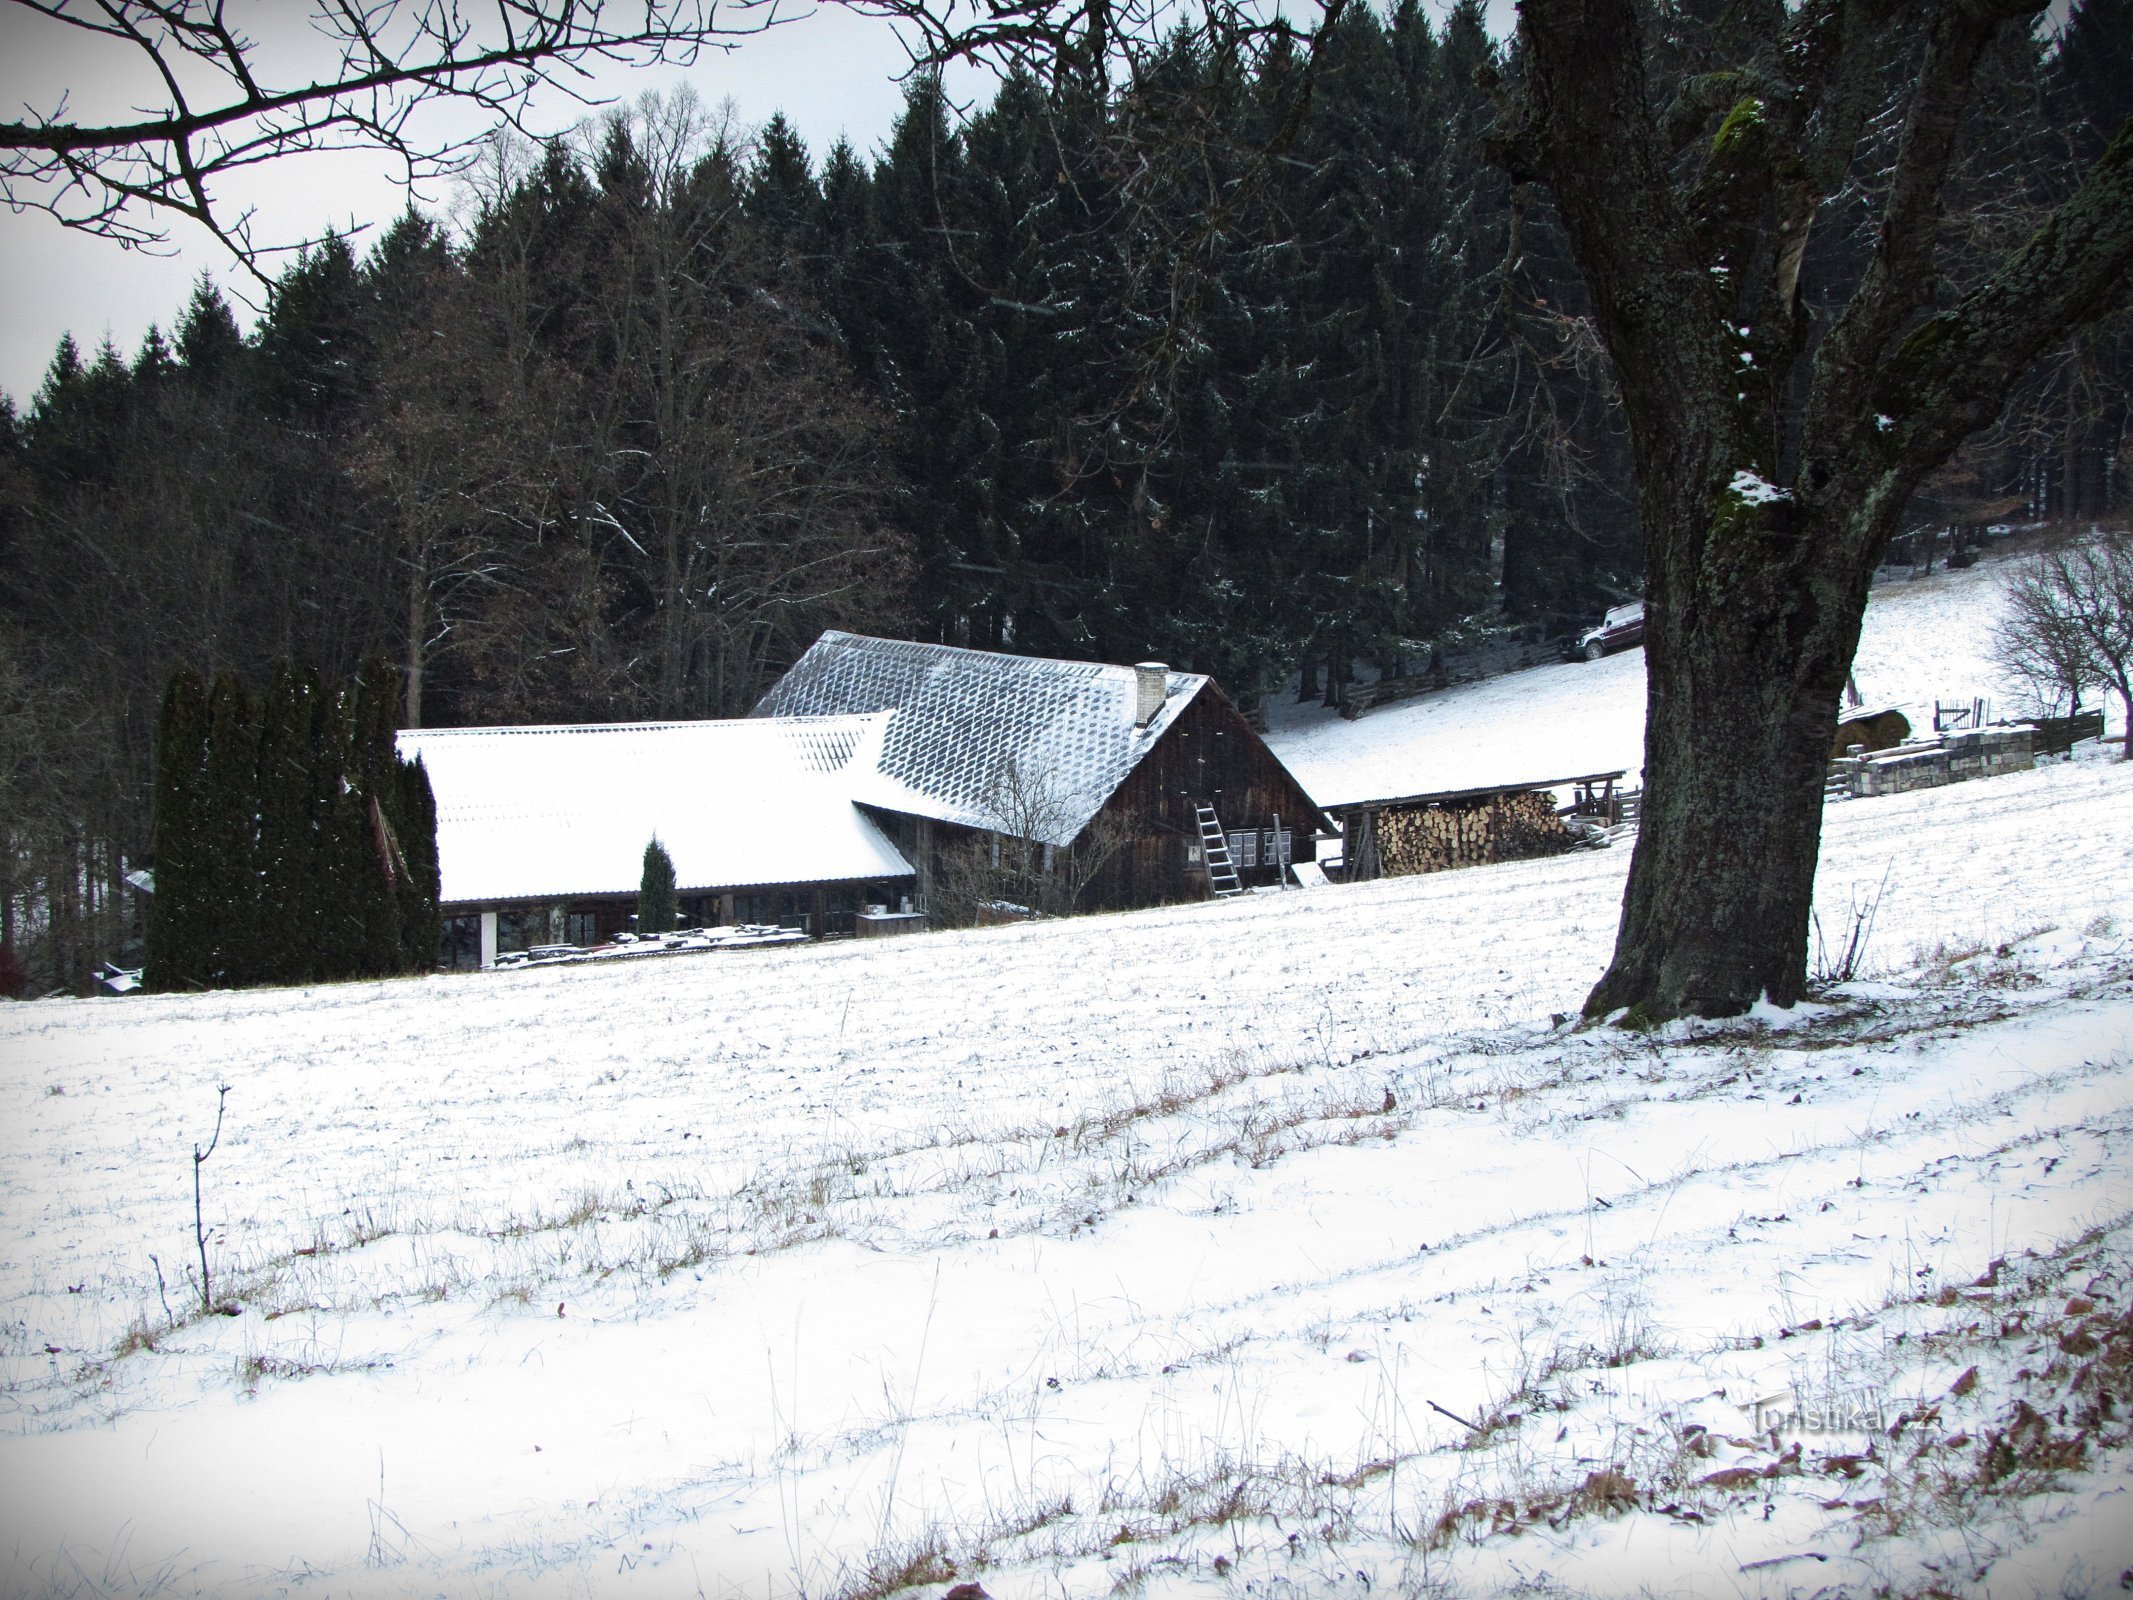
400;633;1328;966
1331;771;1626;881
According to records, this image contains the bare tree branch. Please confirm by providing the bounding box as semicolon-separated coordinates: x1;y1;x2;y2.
6;0;1347;273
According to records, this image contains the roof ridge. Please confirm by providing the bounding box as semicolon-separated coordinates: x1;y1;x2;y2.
399;712;882;739
813;630;1208;682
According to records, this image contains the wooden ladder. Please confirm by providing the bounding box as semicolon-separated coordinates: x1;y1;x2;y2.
1195;803;1245;897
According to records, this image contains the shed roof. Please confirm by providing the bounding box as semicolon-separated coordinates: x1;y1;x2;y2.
752;631;1209;846
398;715;913;906
1323;771;1629;814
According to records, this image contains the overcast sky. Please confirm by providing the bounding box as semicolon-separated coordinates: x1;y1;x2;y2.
0;4;962;404
0;0;1515;407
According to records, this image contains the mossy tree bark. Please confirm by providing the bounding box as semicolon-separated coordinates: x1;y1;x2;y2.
1494;0;2133;1019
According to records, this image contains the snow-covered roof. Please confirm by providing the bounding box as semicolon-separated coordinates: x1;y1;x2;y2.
1267;554;2035;812
1267;651;1650;810
398;716;913;906
752;632;1209;847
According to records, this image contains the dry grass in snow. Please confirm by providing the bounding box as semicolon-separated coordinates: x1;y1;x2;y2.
2;753;2130;1599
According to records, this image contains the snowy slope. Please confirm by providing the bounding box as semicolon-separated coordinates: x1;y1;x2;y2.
3;549;2131;1600
1266;549;2081;810
3;765;2130;1598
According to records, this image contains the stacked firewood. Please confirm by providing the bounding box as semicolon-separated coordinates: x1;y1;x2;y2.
1377;791;1575;876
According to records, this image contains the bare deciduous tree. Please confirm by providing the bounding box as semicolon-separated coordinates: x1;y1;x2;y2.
929;756;1138;925
1;0;1305;264
348;244;565;726
580;93;905;719
1;1;790;259
1993;531;2133;753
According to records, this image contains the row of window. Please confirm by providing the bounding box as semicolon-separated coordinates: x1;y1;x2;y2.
437;882;912;968
1225;829;1294;869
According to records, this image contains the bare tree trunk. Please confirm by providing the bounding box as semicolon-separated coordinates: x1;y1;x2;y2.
405;553;427;729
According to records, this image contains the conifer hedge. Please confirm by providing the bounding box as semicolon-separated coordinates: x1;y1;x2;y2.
144;659;440;991
144;668;210;992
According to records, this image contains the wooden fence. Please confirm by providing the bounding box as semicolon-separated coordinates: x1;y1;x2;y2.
2025;710;2106;757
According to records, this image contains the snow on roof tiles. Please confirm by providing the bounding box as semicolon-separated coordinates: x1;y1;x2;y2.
751;632;1208;847
398;715;913;906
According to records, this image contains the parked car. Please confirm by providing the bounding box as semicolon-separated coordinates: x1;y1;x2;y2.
1575;600;1645;661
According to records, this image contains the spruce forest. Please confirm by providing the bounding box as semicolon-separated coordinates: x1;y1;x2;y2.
1;0;2125;996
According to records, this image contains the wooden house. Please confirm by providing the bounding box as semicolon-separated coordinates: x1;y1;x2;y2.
753;633;1330;913
399;635;1328;965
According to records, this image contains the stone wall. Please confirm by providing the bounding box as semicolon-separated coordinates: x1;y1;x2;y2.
1832;727;2034;800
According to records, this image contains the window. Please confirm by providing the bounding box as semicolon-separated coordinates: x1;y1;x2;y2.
497;908;553;953
438;915;482;971
1263;829;1293;868
1229;831;1259;868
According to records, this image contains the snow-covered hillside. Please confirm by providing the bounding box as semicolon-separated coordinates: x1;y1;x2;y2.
1266;548;2074;808
3;550;2131;1600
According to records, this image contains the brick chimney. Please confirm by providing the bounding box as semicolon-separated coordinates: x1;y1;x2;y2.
1134;662;1169;729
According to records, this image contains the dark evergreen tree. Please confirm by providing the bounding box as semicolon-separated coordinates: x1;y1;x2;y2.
745;112;821;279
816;138;877;372
638;836;677;934
25;333;127;491
2056;0;2132;167
863;76;998;645
131;325;177;387
252;660;320;984
175;274;246;381
347;660;405;975
2039;0;2133;519
307;676;369;979
1410;0;1515;640
396;754;442;970
199;670;261;986
144;666;210;991
255;235;370;425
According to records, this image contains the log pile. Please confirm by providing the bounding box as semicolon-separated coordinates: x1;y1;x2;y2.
1376;790;1577;877
1830;708;1910;757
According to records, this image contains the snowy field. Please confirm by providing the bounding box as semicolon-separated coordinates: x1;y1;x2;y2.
1265;546;2086;807
4;552;2133;1600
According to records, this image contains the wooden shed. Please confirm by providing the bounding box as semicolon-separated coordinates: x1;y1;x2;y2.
1331;770;1626;881
398;716;918;967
